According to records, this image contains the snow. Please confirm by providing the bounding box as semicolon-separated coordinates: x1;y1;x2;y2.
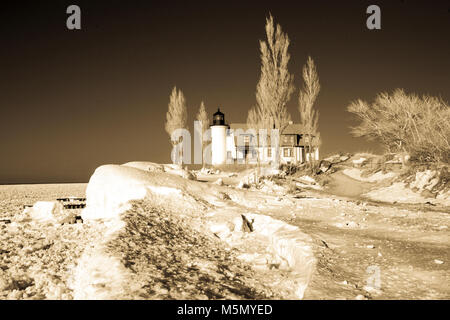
352;157;366;165
24;201;64;223
259;180;286;194
364;169;450;206
206;210;315;299
162;164;197;180
237;181;250;189
82;165;149;220
22;201;77;225
1;161;449;299
365;182;439;205
82;164;205;221
324;154;350;163
122;161;165;173
18;158;449;299
79;163;316;299
409;170;438;191
294;176;323;190
298;175;316;184
69;217;143;300
343;168;396;182
123;161;197;180
259;166;283;177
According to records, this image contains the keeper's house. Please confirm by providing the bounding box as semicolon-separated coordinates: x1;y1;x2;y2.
210;108;319;165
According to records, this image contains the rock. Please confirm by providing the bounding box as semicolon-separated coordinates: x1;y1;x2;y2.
213;178;224;186
181;169;197;180
434;259;444;264
218;192;231;200
355;294;367;300
241;214;254;232
237;181;249;189
59;213;78;225
366;245;375;249
318;160;332;173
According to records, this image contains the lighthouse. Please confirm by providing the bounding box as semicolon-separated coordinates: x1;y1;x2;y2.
210;108;228;165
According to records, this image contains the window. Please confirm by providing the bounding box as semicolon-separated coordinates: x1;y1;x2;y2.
283;148;293;157
267;148;272;157
227;151;232;159
283;135;295;144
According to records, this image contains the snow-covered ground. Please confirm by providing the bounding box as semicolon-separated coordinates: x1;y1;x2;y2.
78;164;315;299
0;160;449;300
343;168;397;183
365;182;450;206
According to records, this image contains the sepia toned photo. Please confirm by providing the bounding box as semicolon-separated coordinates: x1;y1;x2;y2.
0;0;448;306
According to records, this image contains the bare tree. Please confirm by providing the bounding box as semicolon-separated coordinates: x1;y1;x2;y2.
196;101;209;167
255;14;294;131
165;86;187;164
247;107;260;132
347;89;450;163
246;106;261;163
298;56;321;164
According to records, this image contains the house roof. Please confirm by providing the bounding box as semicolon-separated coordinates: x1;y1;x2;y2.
281;124;304;135
229;123;250;131
227;123;321;147
229;123;305;135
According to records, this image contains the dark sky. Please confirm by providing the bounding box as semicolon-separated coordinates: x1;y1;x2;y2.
0;0;449;183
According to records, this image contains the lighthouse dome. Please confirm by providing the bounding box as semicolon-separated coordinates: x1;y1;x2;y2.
212;108;225;126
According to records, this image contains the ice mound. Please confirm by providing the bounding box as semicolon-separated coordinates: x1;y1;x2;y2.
82;165;204;220
251;214;315;299
23;201;74;224
123;161;196;180
206;210;316;299
78;163;316;298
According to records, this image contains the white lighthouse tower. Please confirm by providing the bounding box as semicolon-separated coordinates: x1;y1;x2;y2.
210;108;228;165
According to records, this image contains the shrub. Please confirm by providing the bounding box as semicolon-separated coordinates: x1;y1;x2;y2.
347;89;450;163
